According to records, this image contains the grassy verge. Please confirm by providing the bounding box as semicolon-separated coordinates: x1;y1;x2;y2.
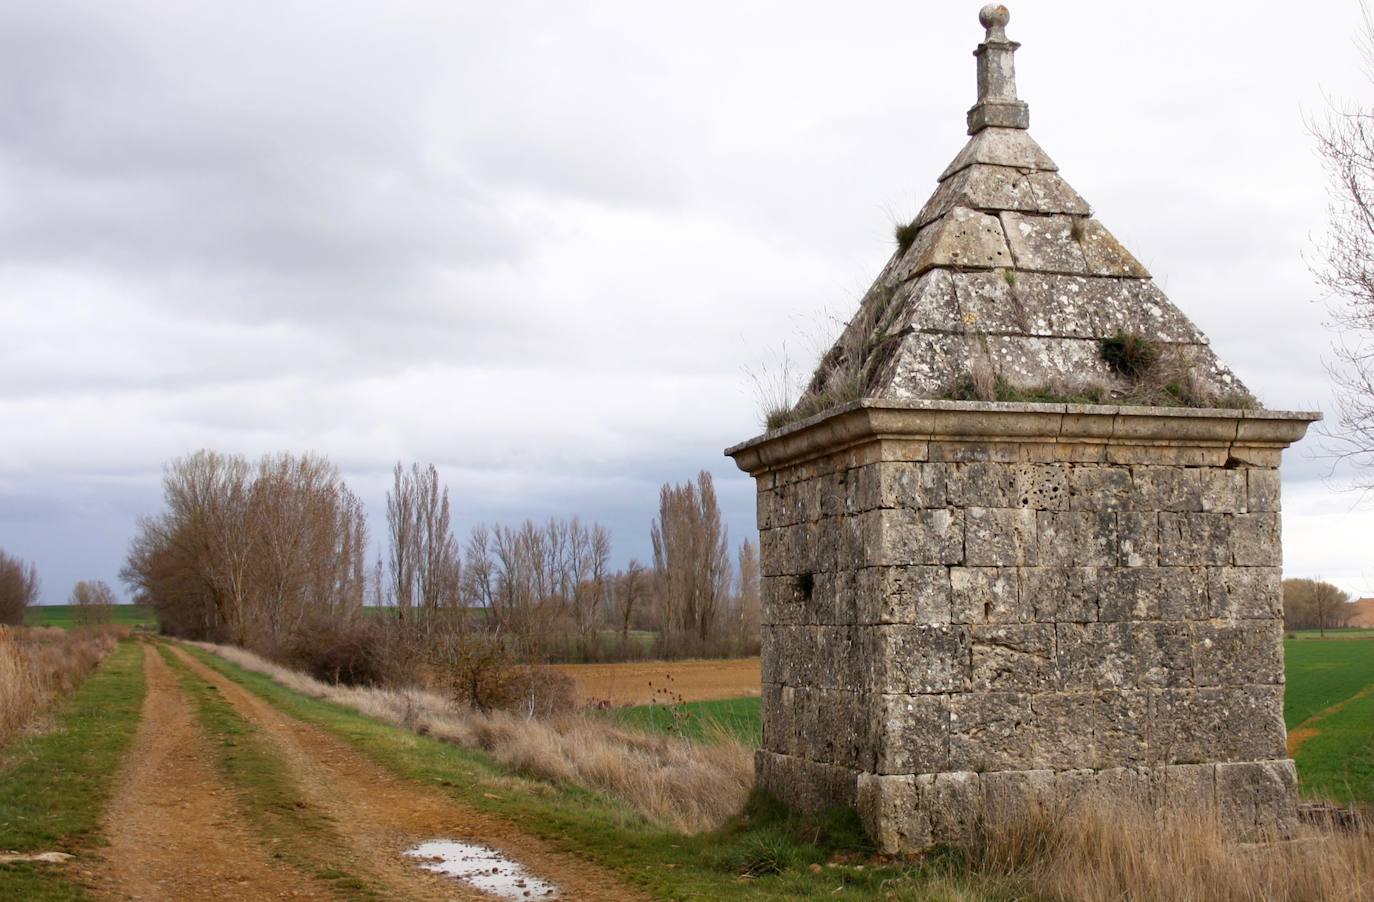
0;640;146;901
180;643;1008;900
155;645;379;899
608;696;762;745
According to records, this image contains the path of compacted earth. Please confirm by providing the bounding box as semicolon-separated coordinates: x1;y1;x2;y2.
83;640;649;901
87;643;334;900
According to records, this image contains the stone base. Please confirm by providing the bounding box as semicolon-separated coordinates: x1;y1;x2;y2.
757;751;1298;853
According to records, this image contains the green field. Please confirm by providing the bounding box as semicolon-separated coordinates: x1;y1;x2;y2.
1288;628;1374;640
25;605;157;630
1284;639;1374;726
1284;638;1374;805
609;696;763;744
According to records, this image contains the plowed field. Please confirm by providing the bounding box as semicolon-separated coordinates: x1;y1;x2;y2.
554;658;761;706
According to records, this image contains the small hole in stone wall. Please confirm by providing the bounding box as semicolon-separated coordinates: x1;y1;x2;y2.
796;573;814;601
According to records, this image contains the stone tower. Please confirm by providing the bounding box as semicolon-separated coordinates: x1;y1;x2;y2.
726;6;1319;852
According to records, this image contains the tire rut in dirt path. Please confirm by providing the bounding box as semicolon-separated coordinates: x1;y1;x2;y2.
89;643;335;901
168;644;652;902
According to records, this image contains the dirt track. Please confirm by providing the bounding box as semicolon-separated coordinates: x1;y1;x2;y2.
91;644;332;900
87;641;647;901
555;657;761;706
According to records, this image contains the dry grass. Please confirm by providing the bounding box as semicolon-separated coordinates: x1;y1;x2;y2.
966;799;1374;902
0;625;121;747
192;641;754;833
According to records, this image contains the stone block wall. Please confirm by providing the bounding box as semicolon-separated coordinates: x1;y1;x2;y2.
736;403;1313;852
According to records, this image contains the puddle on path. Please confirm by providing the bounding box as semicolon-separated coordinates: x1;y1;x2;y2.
405;840;559;899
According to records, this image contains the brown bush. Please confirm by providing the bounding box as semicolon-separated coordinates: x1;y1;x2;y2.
282;616;386;687
0;551;39;626
474;665;576;717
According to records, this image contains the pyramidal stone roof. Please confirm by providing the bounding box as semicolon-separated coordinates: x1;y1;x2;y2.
801;6;1250;410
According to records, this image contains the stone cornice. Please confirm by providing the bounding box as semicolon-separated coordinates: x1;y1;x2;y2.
725;400;1320;476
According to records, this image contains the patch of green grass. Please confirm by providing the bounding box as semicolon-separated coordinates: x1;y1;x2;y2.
0;640;146;900
179;644;1011;900
156;645;378;899
1283;639;1374;728
609;696;762;745
25;605;156;630
1290;677;1374;805
1284;638;1374;805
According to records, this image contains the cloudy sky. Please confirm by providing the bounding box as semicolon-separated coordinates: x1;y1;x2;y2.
2;0;1373;603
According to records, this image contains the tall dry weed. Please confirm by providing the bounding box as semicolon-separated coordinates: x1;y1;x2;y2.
194;641;753;832
968;799;1374;902
0;625;118;747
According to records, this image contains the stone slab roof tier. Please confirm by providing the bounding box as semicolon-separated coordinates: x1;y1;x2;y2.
799;5;1250;411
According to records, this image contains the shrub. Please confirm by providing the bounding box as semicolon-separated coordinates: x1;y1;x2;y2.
283;617;386;687
475;665;577;717
0;551;39;626
1100;331;1161;380
894;218;921;254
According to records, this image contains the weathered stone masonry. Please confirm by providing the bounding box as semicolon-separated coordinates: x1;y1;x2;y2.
727;7;1318;852
733;402;1312;851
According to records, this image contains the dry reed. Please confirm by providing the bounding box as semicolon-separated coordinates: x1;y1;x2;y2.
966;798;1374;902
192;641;753;833
0;625;120;747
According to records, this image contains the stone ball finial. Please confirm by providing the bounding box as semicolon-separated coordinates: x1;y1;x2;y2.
979;4;1009;28
979;4;1010;40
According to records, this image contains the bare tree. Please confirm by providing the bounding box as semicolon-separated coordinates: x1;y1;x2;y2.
618;559;646;645
148;451;256;644
1312;7;1374;485
0;550;40;626
737;538;761;653
253;453;362;640
124;450;370;649
1313;579;1353;636
651;471;733;654
386;462;418;621
386;463;462;627
1283;577;1355;634
71;580;117;626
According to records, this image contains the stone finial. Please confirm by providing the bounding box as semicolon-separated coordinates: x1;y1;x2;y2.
968;5;1029;135
979;4;1010;41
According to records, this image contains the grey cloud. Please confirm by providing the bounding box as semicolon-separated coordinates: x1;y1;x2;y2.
0;0;1370;601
